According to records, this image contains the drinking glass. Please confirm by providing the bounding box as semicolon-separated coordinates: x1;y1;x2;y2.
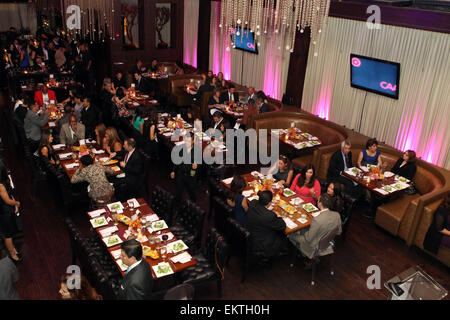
160;246;167;260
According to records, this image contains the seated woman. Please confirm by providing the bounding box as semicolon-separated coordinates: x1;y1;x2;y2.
149;59;159;73
132;106;146;134
112;87;133;119
391;150;417;181
71;155;115;201
226;175;249;226
424;193;450;253
320;181;344;214
104;127;123;159
267;155;294;188
95;123;106;148
290;164;321;206
358;138;383;168
59;274;102;300
215;72;226;89
208;88;222;108
38;131;59;167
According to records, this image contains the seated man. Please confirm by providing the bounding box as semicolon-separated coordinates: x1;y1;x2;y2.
243;86;257;102
287;196;342;267
327;140;361;198
246;190;288;259
207;111;230;141
60;115;85;145
256;94;271;114
220;84;239;104
34;84;57;108
134;72;153;95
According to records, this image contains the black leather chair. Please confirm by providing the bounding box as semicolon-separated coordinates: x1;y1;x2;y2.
211;196;233;235
340;193;357;241
225;217;252;283
23;145;47;196
207;177;231;218
56;168;90;215
177;228;228;297
138;149;152;199
150;185;175;225
163;283;195;300
171;199;206;249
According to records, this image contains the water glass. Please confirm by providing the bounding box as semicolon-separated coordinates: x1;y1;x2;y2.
160;246;167;260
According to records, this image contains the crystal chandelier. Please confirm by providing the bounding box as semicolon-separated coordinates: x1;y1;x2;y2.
220;0;330;52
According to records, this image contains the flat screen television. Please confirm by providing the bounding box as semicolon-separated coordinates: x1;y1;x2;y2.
230;28;258;54
350;54;400;99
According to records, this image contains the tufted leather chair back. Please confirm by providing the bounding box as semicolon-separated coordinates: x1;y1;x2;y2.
174;199;206;246
225;217;251;260
204;228;229;275
151;185;175;225
163;283;195;300
212;196;233;235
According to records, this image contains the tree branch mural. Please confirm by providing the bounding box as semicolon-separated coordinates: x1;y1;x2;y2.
156;6;170;48
121;3;137;47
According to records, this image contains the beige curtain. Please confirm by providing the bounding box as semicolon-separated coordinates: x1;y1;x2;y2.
209;1;291;100
0;3;37;34
183;0;199;67
302;17;450;169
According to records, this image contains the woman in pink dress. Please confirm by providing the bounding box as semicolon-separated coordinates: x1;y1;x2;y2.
290;164;321;205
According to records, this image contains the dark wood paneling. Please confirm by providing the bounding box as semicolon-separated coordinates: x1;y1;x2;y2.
110;0;184;75
197;0;212;72
329;0;450;34
285;29;311;108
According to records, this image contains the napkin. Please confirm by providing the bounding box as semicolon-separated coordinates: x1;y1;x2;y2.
157;124;165;128
53;144;66;150
99;226;118;238
374;188;389;195
133;102;140;106
99;157;110;162
360;166;369;172
242;190;254;198
290;198;304;206
88;208;106;218
127;198;140;208
222;177;233;185
116;173;126;178
171;252;192;264
58;152;73;159
65;162;79;169
48;121;56;128
282;217;298;229
248;195;259;201
142;214;159;223
298;217;308;224
163;132;172;137
92;149;105;154
111;249;121;260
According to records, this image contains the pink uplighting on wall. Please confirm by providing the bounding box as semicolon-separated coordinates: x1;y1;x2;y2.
184;38;197;68
263;46;281;100
211;2;230;79
314;86;331;120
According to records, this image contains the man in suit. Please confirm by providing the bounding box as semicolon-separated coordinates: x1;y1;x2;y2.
60;115;85;145
134;72;152;95
130;59;146;76
119;239;153;300
119;138;144;195
0;256;20;300
246;190;288;259
257;95;271;114
80;96;98;139
220;84;239;104
24;103;50;152
287;196;341;267
34;85;57;108
243;86;257;102
327;140;360;197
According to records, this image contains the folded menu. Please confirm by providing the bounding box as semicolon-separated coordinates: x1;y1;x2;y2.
171;252;192;264
282;217;298;229
242;190;254;198
65;162;79;169
111;249;121;260
88;208;106;218
127;198;140;208
222;177;233;185
384;171;394;178
374;188;389;195
99;226;118;238
58;152;73;159
142;214;159;223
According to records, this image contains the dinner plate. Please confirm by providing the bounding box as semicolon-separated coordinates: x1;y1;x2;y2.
150;220;168;232
302;203;319;213
107;202;124;212
169;240;189;254
152;262;174;278
103;234;123;247
90;216;108;228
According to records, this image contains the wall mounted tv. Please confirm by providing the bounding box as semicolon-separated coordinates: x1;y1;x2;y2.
350;54;400;99
230;28;258;54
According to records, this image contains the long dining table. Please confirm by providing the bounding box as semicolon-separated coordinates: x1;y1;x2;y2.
86;198;197;280
221;172;324;235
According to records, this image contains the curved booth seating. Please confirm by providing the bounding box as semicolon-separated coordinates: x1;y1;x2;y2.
316;142;450;266
250;112;348;170
169;74;204;108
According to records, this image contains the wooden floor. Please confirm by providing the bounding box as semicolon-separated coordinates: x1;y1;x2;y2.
1;95;448;300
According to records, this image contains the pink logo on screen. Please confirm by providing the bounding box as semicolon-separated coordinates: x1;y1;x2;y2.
247;43;255;49
380;81;397;92
352;57;362;67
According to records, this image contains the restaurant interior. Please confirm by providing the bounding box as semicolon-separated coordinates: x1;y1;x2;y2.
0;0;449;302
